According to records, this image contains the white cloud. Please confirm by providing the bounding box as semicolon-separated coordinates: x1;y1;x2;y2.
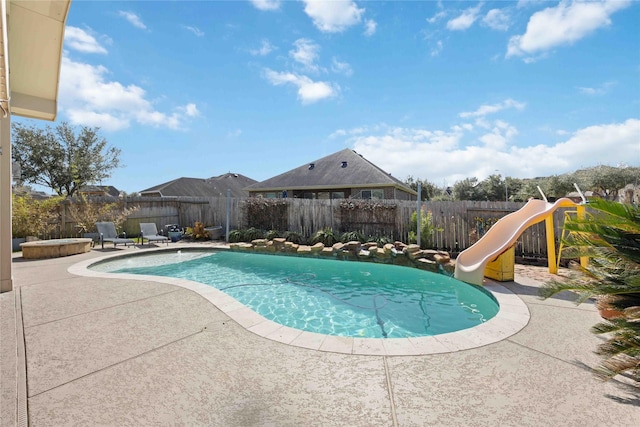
578;81;616;95
250;0;281;11
179;103;200;117
479;120;519;149
331;58;353;76
118;11;147;29
459;99;526;118
341;118;640;185
431;40;443;57
517;0;546;9
427;11;447;25
59;56;198;131
302;0;365;33
510;119;640;171
290;38;320;71
507;0;631;59
330;126;368;138
363;19;377;36
446;4;482;31
184;25;204;37
483;9;510;31
263;69;339;104
64;27;108;54
65;110;129;132
250;39;276;56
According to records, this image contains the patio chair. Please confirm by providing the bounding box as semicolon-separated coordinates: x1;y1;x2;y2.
95;222;135;249
140;223;170;246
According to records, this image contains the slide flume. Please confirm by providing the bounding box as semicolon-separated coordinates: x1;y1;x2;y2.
454;198;577;286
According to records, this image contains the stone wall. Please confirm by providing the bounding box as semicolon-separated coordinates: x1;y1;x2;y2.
229;238;455;275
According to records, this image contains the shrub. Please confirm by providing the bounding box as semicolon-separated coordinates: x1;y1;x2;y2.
67;193;138;235
310;228;338;246
245;227;265;241
12;194;64;239
187;222;210;241
228;229;245;243
264;229;281;240
284;231;306;245
366;235;393;247
340;231;364;243
408;208;441;248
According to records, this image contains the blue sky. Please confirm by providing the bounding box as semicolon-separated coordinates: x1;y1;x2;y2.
14;0;640;193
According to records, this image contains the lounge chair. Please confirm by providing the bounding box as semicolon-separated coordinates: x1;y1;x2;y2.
95;222;135;249
140;223;170;246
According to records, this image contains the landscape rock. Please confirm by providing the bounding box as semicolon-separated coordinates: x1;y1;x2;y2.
228;238;452;274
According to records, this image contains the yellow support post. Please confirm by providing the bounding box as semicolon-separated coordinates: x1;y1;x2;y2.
484;246;515;281
546;213;557;274
577;205;588;268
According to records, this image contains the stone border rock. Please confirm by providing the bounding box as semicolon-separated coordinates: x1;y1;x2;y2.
230;239;455;274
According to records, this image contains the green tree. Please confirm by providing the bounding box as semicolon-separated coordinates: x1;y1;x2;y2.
506;177;524;202
453;177;483;201
588;165;639;201
404;176;440;201
512;180;540;201
540;199;640;384
12;122;121;197
542;174;577;199
479;174;505;201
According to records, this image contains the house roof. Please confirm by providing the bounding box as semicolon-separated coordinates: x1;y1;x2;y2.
79;185;121;198
246;149;416;194
140;173;257;198
5;0;71;120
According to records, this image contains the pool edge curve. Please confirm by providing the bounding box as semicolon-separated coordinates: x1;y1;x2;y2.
68;246;531;356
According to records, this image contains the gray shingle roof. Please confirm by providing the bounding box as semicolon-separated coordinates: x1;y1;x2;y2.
246;149;415;193
140;173;256;198
79;185;121;198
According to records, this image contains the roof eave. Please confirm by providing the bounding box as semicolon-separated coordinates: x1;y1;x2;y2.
8;0;71;121
9;92;57;120
248;183;417;195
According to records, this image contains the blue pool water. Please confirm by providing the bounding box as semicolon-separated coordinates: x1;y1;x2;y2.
91;250;499;338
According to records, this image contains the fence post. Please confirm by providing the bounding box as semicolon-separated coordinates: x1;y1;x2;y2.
330;197;333;231
59;201;65;238
416;182;421;248
226;189;230;243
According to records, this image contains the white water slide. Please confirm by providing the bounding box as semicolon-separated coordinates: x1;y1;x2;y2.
454;197;578;286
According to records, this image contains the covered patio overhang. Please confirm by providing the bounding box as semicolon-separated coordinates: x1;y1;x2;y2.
1;0;71;292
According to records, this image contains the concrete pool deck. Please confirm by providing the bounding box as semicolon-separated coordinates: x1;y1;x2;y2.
2;242;639;426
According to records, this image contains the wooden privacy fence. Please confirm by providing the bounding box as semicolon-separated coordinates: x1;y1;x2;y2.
57;196;244;238
54;196;580;258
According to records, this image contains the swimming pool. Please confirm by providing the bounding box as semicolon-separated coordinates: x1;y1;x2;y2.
90;250;499;339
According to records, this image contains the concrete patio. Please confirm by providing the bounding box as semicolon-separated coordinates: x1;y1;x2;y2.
2;244;638;426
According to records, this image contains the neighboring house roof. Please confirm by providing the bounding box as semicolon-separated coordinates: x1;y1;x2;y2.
140;173;256;198
246;149;417;195
208;173;258;197
79;185;121;198
13;189;52;201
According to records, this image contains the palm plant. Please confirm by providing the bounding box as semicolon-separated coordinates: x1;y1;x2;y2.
539;199;640;384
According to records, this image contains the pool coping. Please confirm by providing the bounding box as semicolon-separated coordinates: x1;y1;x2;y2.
68;246;530;356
